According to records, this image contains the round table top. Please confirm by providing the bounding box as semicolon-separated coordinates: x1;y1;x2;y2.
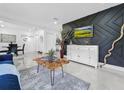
33;57;69;70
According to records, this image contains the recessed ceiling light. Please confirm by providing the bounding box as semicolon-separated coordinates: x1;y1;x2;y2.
53;18;58;25
0;20;3;23
0;24;5;28
54;21;57;24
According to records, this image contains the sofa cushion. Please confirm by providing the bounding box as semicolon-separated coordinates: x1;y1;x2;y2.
0;74;21;90
0;64;21;90
0;61;14;65
0;54;13;61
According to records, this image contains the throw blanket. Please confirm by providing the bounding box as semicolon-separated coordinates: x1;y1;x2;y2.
0;64;21;90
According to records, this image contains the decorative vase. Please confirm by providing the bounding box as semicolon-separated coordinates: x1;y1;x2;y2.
60;49;64;58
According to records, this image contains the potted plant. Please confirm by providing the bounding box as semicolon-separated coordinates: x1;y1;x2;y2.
46;49;55;61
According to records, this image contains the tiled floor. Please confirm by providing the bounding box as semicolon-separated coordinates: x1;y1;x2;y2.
14;52;124;90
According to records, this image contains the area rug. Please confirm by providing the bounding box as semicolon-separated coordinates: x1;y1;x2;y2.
19;66;90;90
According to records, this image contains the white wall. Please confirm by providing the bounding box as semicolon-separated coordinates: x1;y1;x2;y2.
0;26;45;53
43;31;56;52
0;27;27;52
32;30;45;52
0;24;57;54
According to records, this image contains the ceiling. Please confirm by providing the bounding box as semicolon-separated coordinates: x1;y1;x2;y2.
0;3;120;31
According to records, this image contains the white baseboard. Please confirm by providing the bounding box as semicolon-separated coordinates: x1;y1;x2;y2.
103;64;124;72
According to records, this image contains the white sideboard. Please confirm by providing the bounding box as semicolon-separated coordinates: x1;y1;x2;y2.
67;45;99;68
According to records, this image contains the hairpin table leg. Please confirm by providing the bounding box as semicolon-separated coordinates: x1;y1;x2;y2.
37;64;39;73
61;66;64;78
50;69;55;86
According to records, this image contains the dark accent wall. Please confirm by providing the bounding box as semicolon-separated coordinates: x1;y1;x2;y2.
62;4;124;67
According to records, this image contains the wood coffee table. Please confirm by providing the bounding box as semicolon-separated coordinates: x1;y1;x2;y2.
33;57;69;86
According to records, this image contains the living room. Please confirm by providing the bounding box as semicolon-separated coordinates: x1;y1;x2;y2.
0;1;124;92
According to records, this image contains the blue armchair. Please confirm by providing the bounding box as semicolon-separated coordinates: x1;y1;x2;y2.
0;54;21;90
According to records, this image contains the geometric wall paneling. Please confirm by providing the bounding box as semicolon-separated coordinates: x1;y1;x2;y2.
114;15;123;27
113;43;123;57
106;25;124;68
106;8;124;33
62;4;124;67
92;25;114;46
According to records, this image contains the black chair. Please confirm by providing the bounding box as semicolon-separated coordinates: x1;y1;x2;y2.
8;44;18;56
17;44;25;54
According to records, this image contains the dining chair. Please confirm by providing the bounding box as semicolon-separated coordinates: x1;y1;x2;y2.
8;44;18;56
17;44;25;54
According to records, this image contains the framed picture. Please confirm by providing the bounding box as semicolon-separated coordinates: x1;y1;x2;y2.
1;34;16;43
